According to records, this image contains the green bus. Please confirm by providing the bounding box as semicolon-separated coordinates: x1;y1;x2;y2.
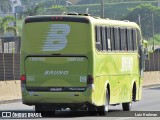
21;14;146;115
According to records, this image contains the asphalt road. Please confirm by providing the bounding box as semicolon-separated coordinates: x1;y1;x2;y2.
0;86;160;120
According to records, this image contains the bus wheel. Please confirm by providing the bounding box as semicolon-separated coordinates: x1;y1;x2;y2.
97;89;109;115
122;102;132;111
87;105;97;116
35;104;55;117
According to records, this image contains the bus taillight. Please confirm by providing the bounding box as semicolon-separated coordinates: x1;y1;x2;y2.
21;75;26;82
87;75;94;84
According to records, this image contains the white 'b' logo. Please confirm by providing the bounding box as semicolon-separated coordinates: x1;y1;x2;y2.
42;24;70;51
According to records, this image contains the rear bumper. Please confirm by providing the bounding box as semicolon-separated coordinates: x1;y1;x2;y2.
21;85;93;105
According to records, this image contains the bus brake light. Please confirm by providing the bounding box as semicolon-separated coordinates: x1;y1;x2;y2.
52;16;63;20
21;75;26;81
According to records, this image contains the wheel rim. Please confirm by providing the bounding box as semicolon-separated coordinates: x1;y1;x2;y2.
104;90;109;111
129;102;132;109
104;103;108;111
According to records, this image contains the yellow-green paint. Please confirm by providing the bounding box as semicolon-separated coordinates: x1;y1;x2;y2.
21;15;143;107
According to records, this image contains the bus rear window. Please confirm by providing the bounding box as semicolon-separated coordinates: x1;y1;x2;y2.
22;22;90;54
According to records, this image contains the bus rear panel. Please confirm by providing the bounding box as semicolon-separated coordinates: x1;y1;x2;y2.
21;16;94;107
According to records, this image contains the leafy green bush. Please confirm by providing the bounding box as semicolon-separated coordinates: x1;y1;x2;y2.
147;34;160;46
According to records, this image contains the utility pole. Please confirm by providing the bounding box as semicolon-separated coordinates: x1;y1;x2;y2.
101;0;104;18
152;13;155;51
158;0;160;7
138;14;141;29
0;1;2;12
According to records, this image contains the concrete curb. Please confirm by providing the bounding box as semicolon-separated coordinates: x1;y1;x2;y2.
0;99;21;105
143;84;160;88
0;80;21;104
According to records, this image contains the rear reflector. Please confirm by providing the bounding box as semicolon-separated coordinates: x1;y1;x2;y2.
87;75;94;84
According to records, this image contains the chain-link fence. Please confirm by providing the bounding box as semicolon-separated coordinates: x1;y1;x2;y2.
143;44;160;86
0;36;20;80
145;45;160;71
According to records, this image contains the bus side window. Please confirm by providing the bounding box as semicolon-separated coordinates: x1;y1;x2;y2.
95;26;102;51
114;27;120;51
132;29;137;51
110;27;115;51
102;26;107;51
125;28;128;51
120;28;127;51
105;27;108;51
106;27;111;51
127;29;132;51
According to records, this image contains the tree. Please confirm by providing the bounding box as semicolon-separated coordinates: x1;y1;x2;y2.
0;16;17;37
23;2;43;16
18;1;67;18
147;34;160;46
0;0;12;13
78;0;157;4
123;4;160;38
47;5;67;15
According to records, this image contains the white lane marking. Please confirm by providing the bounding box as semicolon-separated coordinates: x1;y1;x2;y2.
114;117;134;120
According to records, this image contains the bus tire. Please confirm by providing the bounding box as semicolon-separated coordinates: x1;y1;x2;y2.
35;104;55;117
122;102;132;111
87;105;97;116
97;88;109;115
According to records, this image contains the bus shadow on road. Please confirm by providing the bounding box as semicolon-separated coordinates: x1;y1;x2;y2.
149;87;160;90
42;110;123;118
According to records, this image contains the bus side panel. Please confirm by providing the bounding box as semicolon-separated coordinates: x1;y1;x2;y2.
93;52;140;105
